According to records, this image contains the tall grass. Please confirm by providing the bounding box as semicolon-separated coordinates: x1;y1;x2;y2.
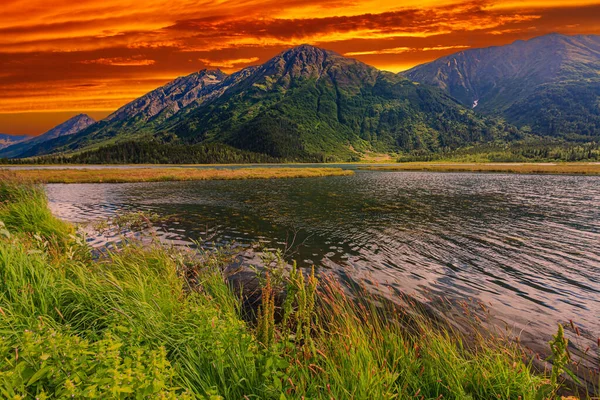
0;177;73;241
0;179;586;399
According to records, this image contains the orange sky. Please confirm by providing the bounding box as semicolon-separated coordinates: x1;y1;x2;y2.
1;0;600;135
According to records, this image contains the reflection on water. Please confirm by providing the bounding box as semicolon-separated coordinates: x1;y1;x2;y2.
46;171;600;354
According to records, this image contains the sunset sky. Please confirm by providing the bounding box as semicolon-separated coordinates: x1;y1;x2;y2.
1;0;600;135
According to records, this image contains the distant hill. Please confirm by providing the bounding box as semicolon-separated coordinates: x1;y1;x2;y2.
404;34;600;140
13;45;518;162
10;70;233;158
0;134;31;150
0;114;95;158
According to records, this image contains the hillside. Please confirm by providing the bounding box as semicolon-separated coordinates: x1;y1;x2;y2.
169;45;519;161
404;34;600;140
15;45;518;162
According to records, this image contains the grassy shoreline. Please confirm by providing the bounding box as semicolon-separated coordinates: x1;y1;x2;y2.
1;167;353;183
0;179;592;398
359;162;600;175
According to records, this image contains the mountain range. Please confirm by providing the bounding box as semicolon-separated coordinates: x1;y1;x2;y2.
1;33;599;162
0;134;31;150
0;114;95;158
404;34;600;140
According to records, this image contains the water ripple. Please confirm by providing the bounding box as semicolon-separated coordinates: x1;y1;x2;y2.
46;171;600;354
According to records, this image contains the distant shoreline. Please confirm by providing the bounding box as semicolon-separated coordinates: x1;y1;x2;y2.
1;167;353;183
359;162;600;175
4;162;600;176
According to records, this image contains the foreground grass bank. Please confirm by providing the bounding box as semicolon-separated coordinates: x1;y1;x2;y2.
1;167;353;183
0;179;587;399
360;162;600;175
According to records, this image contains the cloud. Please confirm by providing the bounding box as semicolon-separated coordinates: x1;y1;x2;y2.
0;2;543;53
1;0;600;133
81;57;156;66
345;45;470;56
197;57;260;69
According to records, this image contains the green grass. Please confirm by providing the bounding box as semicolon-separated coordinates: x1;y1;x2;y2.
0;178;73;241
0;179;586;399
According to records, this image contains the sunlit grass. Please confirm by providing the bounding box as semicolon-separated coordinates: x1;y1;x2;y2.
360;162;600;175
1;167;353;183
0;178;595;398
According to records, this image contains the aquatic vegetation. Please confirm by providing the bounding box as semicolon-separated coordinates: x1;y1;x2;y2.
0;178;595;398
2;167;353;183
360;162;600;175
92;211;164;233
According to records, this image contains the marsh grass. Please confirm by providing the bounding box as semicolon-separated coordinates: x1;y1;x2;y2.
2;167;353;183
0;178;595;398
0;176;73;243
360;163;600;175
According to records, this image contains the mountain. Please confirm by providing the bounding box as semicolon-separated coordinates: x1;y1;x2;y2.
105;69;228;124
404;34;600;140
0;134;31;150
12;45;520;162
40;114;96;141
0;71;227;159
0;114;95;158
168;44;519;160
12;70;231;157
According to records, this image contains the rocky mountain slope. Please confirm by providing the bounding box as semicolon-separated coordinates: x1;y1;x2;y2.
0;114;95;158
168;45;518;160
0;134;31;150
15;45;519;162
13;70;236;157
404;34;600;139
105;70;228;124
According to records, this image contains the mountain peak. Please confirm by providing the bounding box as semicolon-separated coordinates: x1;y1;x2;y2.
286;43;333;53
189;69;227;80
276;44;339;62
72;113;94;122
255;43;375;86
43;114;96;140
106;69;228;123
0;133;32;150
405;33;600;91
0;113;96;157
404;33;600;138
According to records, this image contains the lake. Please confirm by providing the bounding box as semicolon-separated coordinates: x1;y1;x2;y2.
46;169;600;357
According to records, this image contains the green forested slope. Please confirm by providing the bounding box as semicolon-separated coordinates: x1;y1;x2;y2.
14;45;518;162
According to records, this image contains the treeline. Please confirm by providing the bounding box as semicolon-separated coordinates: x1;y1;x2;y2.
504;81;600;141
1;141;287;165
3;138;600;165
0;139;353;164
397;140;600;163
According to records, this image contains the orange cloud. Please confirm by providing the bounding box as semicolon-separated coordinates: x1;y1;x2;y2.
345;45;470;56
0;0;599;134
197;57;260;70
81;57;156;66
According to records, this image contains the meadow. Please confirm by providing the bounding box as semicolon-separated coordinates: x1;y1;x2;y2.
360;163;600;175
1;167;353;183
0;177;592;399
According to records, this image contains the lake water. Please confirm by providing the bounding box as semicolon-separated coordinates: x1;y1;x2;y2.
45;170;600;358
